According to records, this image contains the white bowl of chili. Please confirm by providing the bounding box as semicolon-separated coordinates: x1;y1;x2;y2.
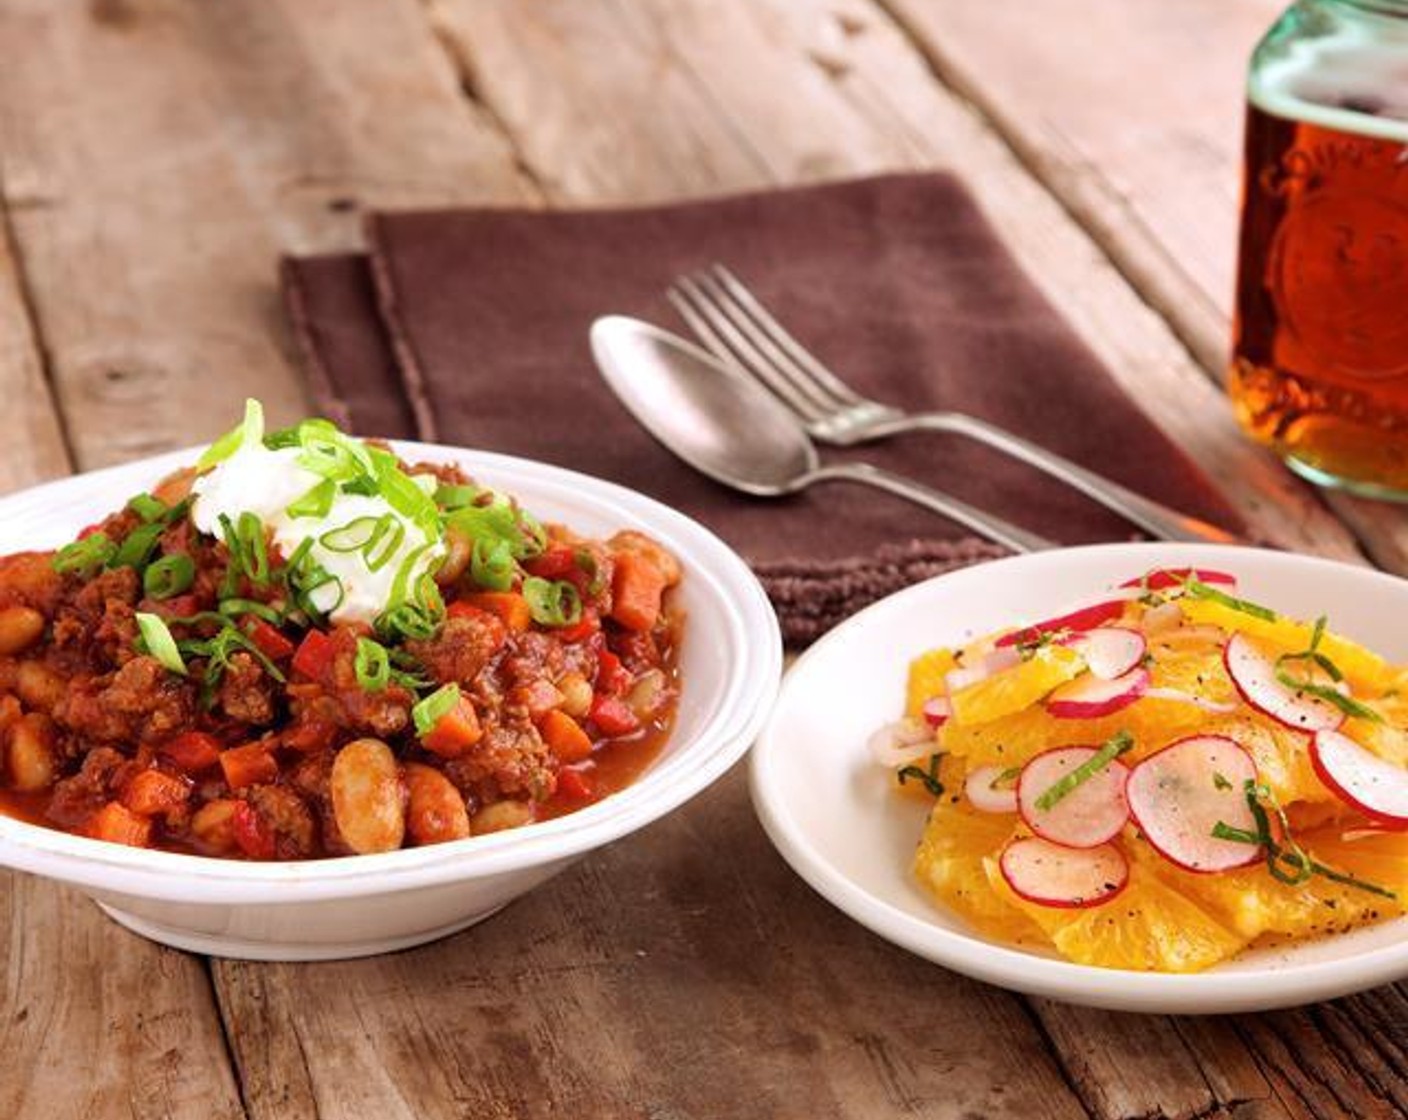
0;442;781;959
751;544;1408;1013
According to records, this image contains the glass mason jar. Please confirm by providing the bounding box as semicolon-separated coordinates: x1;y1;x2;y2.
1229;0;1408;499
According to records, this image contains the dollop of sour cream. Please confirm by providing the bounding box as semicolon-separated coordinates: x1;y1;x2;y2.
191;439;444;626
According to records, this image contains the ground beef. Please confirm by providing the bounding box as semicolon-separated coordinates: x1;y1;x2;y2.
406;614;506;686
442;719;554;803
246;783;317;859
47;747;130;827
56;655;197;746
217;652;276;725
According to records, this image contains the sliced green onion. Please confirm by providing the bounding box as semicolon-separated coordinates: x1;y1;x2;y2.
896;752;945;796
1182;576;1278;621
127;493;168;522
434;483;478;511
354;637;391;692
412;683;460;737
1212;771;1232;792
199;398;264;469
523;576;582;627
1034;730;1134;811
286;479;337;519
363;516;405;572
991;765;1022;789
470;538;515;591
1213;782;1397;899
295;418;375;482
219;512;271;591
53;533;115;576
320;515;381;553
136;612;187;676
1273;668;1383;723
143;554;195;599
109;522;165;571
218;597;284;625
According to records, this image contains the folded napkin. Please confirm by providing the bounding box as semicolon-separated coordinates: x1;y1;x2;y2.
283;174;1241;645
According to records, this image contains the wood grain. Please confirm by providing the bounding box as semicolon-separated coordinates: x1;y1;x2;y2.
878;0;1408;572
432;0;1360;562
0;874;244;1119
0;0;535;470
219;768;1090;1120
0;211;70;492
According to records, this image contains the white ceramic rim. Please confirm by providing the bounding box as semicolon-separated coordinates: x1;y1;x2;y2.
0;443;782;904
750;543;1408;1013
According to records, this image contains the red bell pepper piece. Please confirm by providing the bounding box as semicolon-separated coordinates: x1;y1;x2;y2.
232;800;276;860
292;629;335;681
589;693;639;737
244;616;296;660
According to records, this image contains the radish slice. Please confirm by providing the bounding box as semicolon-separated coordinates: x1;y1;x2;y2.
867;719;933;768
994;599;1127;648
999;837;1128;909
945;647;1021;693
1063;627;1146;680
1224;632;1343;732
1142;687;1238;714
1142;601;1185;634
965;764;1019;814
1126;735;1263;872
1120;568;1237;591
1046;667;1149;719
920;697;951;729
1311;729;1408;828
1017;746;1130;847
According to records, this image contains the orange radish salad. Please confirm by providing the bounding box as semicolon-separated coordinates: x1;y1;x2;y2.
875;568;1408;973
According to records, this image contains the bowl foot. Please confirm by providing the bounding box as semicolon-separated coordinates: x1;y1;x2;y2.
95;901;507;961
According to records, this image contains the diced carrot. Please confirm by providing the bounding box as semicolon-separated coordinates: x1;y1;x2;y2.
609;551;666;632
219;743;279;790
460;592;532;633
120;769;192;817
232;800;276;860
292;629;335;681
421;697;483;758
83;802;152;848
160;730;222;773
244;617;295;660
540;709;594;763
589;694;639;737
556;768;595;801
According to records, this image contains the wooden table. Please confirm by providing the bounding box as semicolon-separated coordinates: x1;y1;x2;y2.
0;2;1404;1117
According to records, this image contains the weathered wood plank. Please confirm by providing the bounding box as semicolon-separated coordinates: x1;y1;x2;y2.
218;768;1090;1120
878;0;1408;572
0;0;535;470
0;192;239;1119
1032;1003;1293;1120
0;874;245;1119
430;0;1360;562
0;212;70;492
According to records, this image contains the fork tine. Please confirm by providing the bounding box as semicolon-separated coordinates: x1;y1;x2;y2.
689;269;847;419
709;264;869;409
668;276;830;424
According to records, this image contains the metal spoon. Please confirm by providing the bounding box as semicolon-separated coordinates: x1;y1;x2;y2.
589;316;1053;553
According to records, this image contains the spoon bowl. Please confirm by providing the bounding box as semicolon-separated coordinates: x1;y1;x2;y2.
589;316;1053;554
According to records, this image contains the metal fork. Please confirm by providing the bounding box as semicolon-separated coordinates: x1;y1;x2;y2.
667;265;1237;545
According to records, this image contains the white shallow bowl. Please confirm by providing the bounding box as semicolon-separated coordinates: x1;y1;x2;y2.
751;543;1408;1014
0;443;781;960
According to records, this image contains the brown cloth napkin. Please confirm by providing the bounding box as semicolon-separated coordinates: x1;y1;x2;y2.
283;174;1242;645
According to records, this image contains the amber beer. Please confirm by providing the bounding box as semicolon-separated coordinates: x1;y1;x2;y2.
1229;98;1408;495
